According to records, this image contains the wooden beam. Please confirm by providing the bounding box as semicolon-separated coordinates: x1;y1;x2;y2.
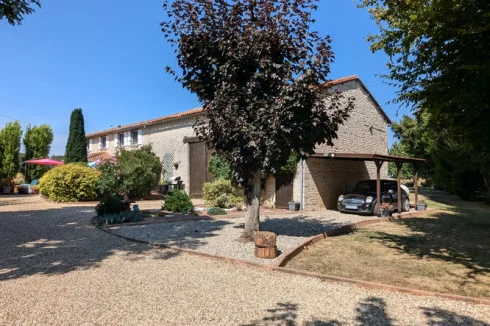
183;136;201;143
396;162;403;213
374;160;383;216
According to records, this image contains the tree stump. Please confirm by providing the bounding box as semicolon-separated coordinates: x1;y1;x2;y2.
255;231;277;259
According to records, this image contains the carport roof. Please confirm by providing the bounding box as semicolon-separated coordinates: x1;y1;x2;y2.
310;152;426;164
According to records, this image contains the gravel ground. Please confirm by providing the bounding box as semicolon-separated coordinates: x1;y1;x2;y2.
1;195;489;326
109;210;375;265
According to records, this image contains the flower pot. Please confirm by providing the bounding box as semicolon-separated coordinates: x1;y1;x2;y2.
416;203;427;211
380;208;392;217
288;202;300;211
2;186;12;194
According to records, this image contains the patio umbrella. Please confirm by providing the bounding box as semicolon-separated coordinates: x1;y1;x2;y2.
25;158;64;165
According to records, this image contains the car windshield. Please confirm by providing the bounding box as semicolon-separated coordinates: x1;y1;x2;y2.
353;181;376;192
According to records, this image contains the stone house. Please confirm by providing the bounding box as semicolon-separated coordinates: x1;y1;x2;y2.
86;75;390;211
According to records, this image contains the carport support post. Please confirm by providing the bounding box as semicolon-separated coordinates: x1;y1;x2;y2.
396;161;403;213
413;164;419;206
374;160;383;217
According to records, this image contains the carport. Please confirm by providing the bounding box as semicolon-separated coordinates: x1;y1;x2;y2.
309;152;426;215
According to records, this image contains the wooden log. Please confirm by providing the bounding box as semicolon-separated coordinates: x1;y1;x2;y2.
255;231;277;247
255;245;277;259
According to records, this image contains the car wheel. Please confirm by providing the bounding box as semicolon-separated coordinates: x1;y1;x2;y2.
372;203;379;216
402;198;410;212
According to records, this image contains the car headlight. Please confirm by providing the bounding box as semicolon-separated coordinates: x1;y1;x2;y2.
338;195;344;202
366;196;373;203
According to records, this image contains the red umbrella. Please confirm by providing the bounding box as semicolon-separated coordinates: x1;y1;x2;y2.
25;158;64;165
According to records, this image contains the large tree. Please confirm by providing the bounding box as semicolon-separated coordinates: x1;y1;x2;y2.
65;108;88;163
162;0;354;239
0;121;22;180
0;0;41;25
23;124;54;182
358;0;490;200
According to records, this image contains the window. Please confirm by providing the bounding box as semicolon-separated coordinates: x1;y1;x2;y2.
101;136;107;149
118;133;125;146
131;130;138;145
86;140;90;151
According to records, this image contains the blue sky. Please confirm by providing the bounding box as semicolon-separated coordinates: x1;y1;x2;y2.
0;0;411;155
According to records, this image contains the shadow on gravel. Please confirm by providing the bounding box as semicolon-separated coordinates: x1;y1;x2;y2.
259;216;345;237
0;203;180;281
242;298;489;326
421;307;490;326
116;219;232;250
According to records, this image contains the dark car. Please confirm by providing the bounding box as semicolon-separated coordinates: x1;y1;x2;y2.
337;179;410;215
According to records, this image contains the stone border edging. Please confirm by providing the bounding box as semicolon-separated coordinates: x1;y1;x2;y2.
275;208;436;267
92;211;490;306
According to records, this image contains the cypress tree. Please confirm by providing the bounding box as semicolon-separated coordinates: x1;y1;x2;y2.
65;108;88;163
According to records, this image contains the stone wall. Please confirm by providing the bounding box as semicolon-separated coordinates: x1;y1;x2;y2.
303;158;371;210
298;79;390;210
144;116;200;191
261;176;276;207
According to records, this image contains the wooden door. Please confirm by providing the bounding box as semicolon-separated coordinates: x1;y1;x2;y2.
189;141;212;197
275;174;294;209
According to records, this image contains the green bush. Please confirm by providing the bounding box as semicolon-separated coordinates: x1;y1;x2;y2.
208;154;232;180
95;195;127;216
95;211;143;226
39;164;99;202
13;172;25;185
207;207;227;216
162;190;193;213
202;179;241;208
96;160;121;196
96;145;162;199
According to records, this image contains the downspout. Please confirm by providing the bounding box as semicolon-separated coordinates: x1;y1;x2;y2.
300;159;304;210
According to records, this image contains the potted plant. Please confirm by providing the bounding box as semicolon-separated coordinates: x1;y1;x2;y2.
288;199;300;211
1;179;13;194
30;185;40;195
416;200;428;211
379;202;393;217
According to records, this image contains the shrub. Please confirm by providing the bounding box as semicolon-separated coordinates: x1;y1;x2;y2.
13;173;25;184
162;190;193;213
404;181;414;188
202;179;242;208
207;207;227;215
96;160;121;196
95;211;143;226
208;154;231;180
96;145;162;199
95;195;127;216
39;164;99;202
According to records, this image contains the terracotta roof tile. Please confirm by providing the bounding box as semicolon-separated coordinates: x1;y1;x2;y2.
87;151;111;162
86;107;204;138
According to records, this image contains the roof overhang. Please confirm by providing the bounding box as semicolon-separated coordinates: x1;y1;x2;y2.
310;152;426;164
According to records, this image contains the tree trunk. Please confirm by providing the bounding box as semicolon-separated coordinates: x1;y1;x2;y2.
482;171;490;204
241;171;262;242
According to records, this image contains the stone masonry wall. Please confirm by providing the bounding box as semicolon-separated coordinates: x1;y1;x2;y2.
144;116;199;192
299;79;389;210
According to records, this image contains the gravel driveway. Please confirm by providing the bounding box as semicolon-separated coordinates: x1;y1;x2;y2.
1;196;489;325
108;210;374;265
